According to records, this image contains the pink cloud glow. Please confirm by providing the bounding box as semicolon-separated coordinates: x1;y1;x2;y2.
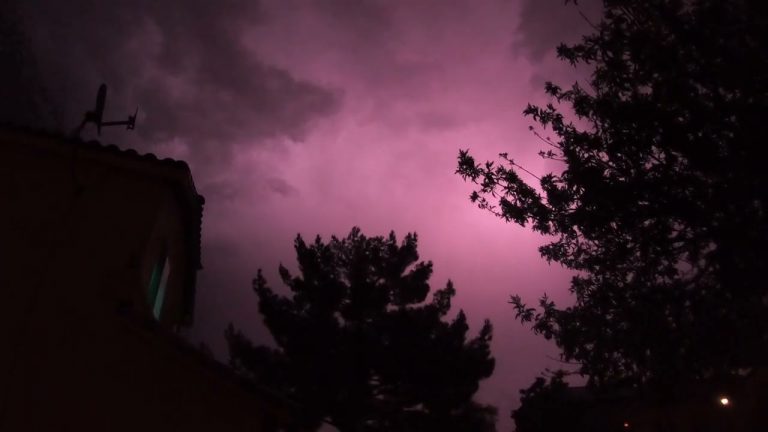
189;1;595;428
4;0;600;428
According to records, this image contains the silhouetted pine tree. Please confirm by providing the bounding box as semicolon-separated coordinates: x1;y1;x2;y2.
227;228;496;432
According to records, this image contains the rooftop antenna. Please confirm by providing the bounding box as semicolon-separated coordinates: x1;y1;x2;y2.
73;83;138;137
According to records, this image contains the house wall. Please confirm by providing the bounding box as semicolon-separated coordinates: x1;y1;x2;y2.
0;130;290;431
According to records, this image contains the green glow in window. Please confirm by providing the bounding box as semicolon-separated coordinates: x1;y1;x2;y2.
148;255;170;320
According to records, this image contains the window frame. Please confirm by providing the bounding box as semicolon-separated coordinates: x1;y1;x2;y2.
148;253;170;320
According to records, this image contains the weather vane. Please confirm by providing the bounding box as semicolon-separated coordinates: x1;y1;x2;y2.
73;83;138;137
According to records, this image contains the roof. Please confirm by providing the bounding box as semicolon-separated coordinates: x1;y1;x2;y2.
1;124;205;324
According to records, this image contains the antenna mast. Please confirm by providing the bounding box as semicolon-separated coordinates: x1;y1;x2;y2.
72;83;138;137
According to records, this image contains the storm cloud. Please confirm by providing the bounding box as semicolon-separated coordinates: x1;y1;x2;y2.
1;2;604;430
512;0;602;62
2;0;339;167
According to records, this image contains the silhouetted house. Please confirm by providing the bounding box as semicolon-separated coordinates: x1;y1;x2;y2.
0;127;299;431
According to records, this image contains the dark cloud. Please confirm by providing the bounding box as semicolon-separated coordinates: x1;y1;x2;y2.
0;4;58;126
265;177;297;197
417;110;462;131
1;0;339;165
313;0;394;43
512;0;602;62
202;174;298;203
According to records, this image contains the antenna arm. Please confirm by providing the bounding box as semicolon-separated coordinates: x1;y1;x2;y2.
70;114;90;138
99;120;132;126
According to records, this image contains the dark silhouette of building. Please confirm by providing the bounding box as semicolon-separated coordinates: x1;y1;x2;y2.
0;127;298;431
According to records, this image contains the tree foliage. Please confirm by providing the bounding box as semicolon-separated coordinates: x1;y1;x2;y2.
512;371;588;432
227;228;496;431
458;0;768;390
512;370;640;432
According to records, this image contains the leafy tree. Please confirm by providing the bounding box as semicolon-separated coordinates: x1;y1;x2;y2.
227;228;496;431
457;0;768;391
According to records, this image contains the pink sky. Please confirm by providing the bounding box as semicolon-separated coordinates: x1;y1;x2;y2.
6;0;599;429
186;2;594;429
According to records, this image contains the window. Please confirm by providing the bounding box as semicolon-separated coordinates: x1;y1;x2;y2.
148;255;170;320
